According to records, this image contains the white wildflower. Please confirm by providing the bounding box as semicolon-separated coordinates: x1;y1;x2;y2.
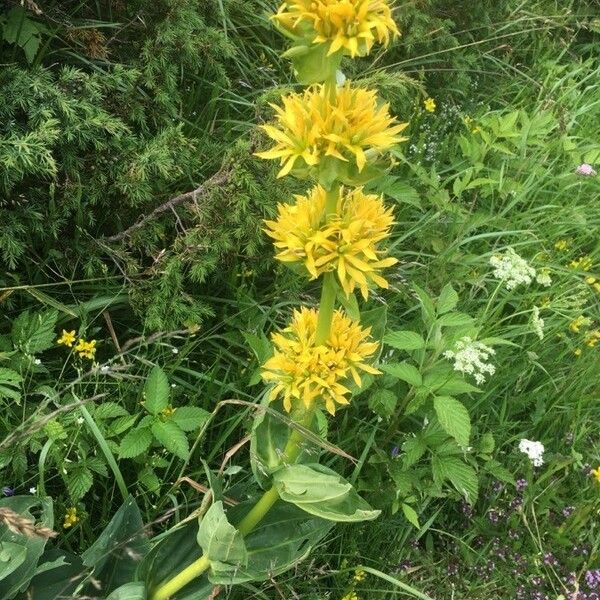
29;487;37;494
518;439;545;467
535;270;552;287
100;365;110;373
443;336;496;385
76;416;85;425
489;248;536;290
171;348;179;354
33;358;41;365
531;306;545;340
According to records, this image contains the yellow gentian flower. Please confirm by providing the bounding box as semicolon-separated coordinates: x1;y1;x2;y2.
262;308;380;414
256;82;408;178
273;0;399;58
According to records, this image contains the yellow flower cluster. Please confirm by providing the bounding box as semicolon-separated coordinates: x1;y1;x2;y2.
584;330;600;348
74;338;97;360
591;467;600;483
423;97;436;113
63;507;79;529
262;308;380;414
569;315;589;334
256;82;407;177
570;255;593;271
265;185;397;298
586;276;600;293
554;239;570;251
57;330;97;360
273;0;399;58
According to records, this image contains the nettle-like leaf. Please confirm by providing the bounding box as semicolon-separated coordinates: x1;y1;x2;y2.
436;283;459;314
433;396;471;447
432;455;478;504
119;427;153;459
11;309;58;354
383;330;425;351
368;388;397;419
171;406;210;432
66;466;93;500
143;366;170;415
0;367;22;404
197;501;247;567
273;463;380;522
151;420;189;459
381;362;422;387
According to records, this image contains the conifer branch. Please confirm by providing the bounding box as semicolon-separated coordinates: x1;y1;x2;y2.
103;166;233;243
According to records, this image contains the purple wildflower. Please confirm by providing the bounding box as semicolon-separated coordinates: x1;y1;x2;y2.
2;486;15;497
391;446;400;458
576;163;597;176
562;506;575;518
516;478;528;492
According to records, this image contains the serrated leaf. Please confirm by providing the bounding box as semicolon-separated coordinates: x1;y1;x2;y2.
433;396;471;447
437;312;474;327
412;284;436;326
171;406;210;432
380;362;422;387
484;460;515;485
11;309;58;354
197;501;247;566
479;433;495;455
437;284;459;314
368;388;397;419
151;420;188;460
67;466;93;500
119;427;153;459
401;503;420;529
95;402;129;420
402;436;427;467
86;456;108;477
108;414;138;436
273;464;380;522
138;467;161;493
383;330;425;351
432;456;478;504
143;366;170;415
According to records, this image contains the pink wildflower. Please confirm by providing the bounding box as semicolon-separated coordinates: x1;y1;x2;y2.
575;163;596;176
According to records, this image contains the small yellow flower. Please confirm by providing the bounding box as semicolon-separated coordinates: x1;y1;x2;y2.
273;0;399;58
63;507;79;529
256;82;408;177
569;315;588;334
585;276;600;293
554;239;569;251
265;185;397;298
471;126;481;134
74;339;97;360
57;330;76;347
341;593;359;600
591;467;600;483
161;405;176;418
569;255;593;271
463;116;473;126
574;348;582;357
262;308;380;414
423;97;436;113
584;330;600;348
353;567;366;582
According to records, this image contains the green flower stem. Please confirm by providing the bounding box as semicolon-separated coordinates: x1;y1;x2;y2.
152;73;341;600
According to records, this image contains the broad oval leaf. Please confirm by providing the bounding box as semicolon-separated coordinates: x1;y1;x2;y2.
171;406;210;432
119;427;153;459
197;501;247;567
273;464;380;522
433;396;471;447
437;284;459;314
432;456;478;504
106;582;146;600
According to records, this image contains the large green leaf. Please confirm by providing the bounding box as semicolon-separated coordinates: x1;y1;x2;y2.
11;309;58;354
171;406;210;432
273;464;380;522
0;496;54;599
250;398;313;488
81;496;150;595
106;582;147;600
0;542;27;581
143;366;170;415
383;331;425;351
197;501;247;567
381;362;422;387
433;396;471;447
119;427;153;459
141;501;332;593
25;548;86;599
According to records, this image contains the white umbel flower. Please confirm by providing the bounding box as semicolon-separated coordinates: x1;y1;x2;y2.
443;336;496;385
489;248;536;290
535;270;552;287
531;306;545;340
518;439;545;467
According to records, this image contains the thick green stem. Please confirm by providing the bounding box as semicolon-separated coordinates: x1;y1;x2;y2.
151;80;341;600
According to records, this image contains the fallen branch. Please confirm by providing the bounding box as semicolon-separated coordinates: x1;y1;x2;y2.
103;166;233;243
